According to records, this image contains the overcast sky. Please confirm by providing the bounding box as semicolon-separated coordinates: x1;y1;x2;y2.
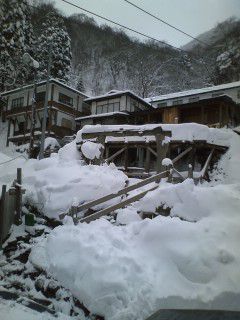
54;0;240;47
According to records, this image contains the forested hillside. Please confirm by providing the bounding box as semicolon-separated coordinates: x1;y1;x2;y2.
1;0;240;97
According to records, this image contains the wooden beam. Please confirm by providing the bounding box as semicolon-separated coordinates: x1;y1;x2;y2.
172;147;192;164
156;134;169;173
70;170;168;214
145;147;151;172
106;146;127;162
124;147;129;171
82;127;172;140
201;148;215;179
148;146;157;157
79;185;158;223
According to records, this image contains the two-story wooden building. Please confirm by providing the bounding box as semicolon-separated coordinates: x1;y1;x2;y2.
146;81;240;127
1;79;89;146
76;82;240;130
75;90;152;129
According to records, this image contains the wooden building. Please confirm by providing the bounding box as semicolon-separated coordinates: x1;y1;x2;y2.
75;90;152;129
1;79;89;146
76;81;240;129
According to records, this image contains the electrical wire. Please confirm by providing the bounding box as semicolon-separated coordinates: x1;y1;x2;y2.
59;0;212;77
122;0;209;47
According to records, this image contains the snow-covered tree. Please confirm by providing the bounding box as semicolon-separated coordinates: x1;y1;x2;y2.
214;37;240;84
0;0;34;91
36;12;72;83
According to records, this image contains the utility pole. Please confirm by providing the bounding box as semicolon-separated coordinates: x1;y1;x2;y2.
39;44;52;160
29;71;37;158
22;53;39;159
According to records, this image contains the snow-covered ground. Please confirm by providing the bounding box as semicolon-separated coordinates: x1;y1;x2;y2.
0;123;240;320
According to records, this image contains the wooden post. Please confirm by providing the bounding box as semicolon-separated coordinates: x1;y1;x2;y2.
201;105;204;124
15;168;22;225
188;164;193;179
156;134;169;173
124;146;129;172
145;147;151;173
0;185;7;248
219;103;223;128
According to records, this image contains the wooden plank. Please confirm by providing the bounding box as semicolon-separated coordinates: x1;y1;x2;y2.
188;164;193;179
106;146;127;162
79;185;158;223
156;134;169;173
124;147;129;171
172;168;185;181
172;147;192;164
148;147;157;157
145;147;151;172
72;170;168;214
201;148;215;179
82;127;172;140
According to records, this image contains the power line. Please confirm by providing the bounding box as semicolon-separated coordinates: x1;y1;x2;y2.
60;0;187;54
59;0;212;77
122;0;209;47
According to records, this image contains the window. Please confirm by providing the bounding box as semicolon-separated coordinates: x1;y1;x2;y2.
96;102;120;114
172;99;183;105
96;105;103;114
36;91;46;102
113;102;120;112
237;90;240;99
189;96;199;103
130;99;138;112
12;97;24;109
59;93;73;106
102;105;108;113
108;103;114;113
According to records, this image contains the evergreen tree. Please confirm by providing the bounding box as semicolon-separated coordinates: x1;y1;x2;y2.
36;12;72;83
0;0;34;91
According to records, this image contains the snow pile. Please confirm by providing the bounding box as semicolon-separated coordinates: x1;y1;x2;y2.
0;138;127;219
77;123;233;146
30;181;240;320
81;141;103;160
44;137;60;150
28;127;240;320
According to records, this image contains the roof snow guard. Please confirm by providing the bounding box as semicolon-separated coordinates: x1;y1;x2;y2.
84;90;152;107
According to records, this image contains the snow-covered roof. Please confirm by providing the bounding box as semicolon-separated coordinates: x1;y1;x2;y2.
146;81;240;103
77;123;232;147
75;111;129;121
84;90;152;107
1;79;89;98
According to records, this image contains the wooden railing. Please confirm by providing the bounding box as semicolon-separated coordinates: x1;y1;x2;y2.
62;145;217;224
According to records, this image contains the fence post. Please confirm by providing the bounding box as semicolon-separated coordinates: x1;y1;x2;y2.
15;168;22;225
0;185;7;248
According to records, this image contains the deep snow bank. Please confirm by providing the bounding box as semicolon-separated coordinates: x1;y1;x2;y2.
0;139;127;219
30;181;240;320
28;127;240;320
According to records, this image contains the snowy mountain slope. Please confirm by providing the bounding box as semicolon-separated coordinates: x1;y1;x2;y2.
182;17;239;51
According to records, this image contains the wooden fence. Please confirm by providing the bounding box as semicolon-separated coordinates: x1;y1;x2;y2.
0;168;24;247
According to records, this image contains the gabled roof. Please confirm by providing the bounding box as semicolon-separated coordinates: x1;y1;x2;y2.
1;79;89;98
146;81;240;103
84;90;152;108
